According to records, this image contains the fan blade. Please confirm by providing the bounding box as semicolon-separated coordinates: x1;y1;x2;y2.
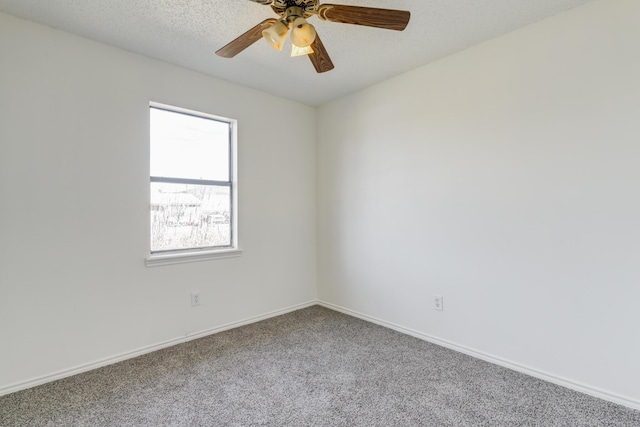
308;33;334;73
216;18;278;58
248;0;273;5
317;4;410;31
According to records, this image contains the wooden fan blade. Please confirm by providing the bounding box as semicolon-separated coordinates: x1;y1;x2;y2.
308;34;334;73
216;18;277;58
317;4;410;31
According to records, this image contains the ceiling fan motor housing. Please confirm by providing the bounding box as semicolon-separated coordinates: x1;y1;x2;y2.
272;0;318;18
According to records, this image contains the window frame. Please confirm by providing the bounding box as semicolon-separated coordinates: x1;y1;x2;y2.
145;102;241;267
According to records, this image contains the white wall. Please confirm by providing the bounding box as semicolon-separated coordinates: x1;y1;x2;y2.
0;12;316;392
317;0;640;408
2;0;640;409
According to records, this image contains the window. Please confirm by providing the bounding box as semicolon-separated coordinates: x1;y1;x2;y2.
147;103;239;265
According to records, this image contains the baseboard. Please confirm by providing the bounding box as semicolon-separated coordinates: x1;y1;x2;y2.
0;300;318;397
317;301;640;412
5;299;639;412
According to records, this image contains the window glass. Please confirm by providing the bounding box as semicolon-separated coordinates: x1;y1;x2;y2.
150;105;235;254
150;108;230;182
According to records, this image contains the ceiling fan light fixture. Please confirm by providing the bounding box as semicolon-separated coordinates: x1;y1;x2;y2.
290;17;316;48
262;20;289;51
291;44;315;57
216;1;410;74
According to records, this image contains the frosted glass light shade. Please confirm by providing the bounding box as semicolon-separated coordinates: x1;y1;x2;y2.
291;44;314;57
262;21;289;51
290;18;316;48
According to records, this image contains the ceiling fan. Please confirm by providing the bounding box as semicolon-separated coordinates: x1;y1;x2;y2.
216;0;410;73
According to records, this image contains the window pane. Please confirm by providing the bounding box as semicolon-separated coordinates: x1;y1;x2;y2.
150;108;230;182
151;182;231;252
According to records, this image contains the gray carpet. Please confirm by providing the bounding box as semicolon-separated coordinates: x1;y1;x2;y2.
1;306;639;426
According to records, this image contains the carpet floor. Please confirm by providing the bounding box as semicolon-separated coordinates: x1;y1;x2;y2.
1;306;639;426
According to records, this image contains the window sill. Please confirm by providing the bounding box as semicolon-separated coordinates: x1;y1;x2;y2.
145;248;243;267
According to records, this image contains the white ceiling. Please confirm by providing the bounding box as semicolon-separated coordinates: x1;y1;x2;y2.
0;0;592;106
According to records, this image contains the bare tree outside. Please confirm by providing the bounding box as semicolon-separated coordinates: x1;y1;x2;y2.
151;183;231;251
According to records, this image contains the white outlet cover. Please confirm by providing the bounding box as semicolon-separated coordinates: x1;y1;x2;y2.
434;295;444;311
191;292;201;307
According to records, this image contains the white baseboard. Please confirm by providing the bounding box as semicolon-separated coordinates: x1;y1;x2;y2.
4;299;639;412
317;301;640;412
0;300;318;397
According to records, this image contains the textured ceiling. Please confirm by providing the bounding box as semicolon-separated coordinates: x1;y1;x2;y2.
0;0;592;106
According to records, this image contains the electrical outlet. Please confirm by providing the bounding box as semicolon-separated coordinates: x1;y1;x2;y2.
191;291;201;307
434;295;444;311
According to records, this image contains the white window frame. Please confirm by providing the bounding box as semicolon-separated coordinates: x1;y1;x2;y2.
145;102;241;267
